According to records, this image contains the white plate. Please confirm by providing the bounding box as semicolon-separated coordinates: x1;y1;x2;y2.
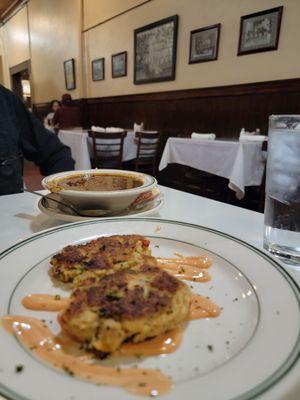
0;218;299;400
37;193;164;222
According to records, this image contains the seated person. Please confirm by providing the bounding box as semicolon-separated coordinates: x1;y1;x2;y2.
52;93;81;129
45;99;61;128
0;85;75;195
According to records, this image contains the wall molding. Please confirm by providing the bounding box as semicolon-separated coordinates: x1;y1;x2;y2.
34;77;300;139
85;78;300;104
83;0;153;33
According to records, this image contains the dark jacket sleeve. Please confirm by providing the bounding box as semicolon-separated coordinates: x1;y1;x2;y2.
13;96;75;175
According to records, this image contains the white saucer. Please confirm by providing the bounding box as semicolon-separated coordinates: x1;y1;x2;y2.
38;192;164;222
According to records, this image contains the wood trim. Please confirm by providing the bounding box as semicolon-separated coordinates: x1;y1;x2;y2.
189;23;221;64
9;59;31;75
86;77;300;104
134;14;178;85
0;0;26;22
82;0;153;33
237;6;283;56
111;51;127;78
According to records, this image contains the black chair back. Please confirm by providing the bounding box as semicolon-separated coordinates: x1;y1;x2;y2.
88;130;127;169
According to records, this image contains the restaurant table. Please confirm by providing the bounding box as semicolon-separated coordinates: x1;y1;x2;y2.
0;186;299;400
159;138;266;199
58;129;138;170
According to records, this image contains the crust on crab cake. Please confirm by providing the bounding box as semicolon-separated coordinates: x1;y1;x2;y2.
59;265;191;353
50;235;151;284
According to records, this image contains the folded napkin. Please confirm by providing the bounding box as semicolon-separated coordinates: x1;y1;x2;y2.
134;122;144;132
239;132;267;142
105;127;124;133
91;125;105;132
191;132;216;140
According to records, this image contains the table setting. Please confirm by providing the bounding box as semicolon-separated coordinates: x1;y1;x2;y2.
0;116;299;400
159;134;266;199
0;164;299;400
58;124;146;170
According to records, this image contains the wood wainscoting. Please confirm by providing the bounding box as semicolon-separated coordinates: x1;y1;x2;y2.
84;78;300;138
33;78;300;211
34;77;300;139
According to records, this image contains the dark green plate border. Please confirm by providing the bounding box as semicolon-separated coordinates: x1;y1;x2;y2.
0;217;299;400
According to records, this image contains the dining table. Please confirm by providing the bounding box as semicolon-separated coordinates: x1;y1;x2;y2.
58;128;139;170
0;186;299;400
159;137;266;199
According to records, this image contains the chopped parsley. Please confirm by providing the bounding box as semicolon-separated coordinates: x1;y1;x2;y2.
207;345;214;352
15;365;24;373
62;365;74;376
54;294;61;301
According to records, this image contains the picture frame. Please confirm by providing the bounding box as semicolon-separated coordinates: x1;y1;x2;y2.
92;58;105;81
134;15;178;85
63;59;76;90
112;51;127;78
238;6;283;56
189;23;221;64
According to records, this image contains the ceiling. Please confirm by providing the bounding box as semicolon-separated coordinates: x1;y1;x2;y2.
0;0;22;21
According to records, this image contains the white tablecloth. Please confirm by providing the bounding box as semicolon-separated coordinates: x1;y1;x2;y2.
58;129;91;170
58;129;138;170
0;187;299;400
159;138;265;199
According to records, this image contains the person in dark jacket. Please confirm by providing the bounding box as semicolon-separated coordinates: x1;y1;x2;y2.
52;93;81;129
0;85;75;195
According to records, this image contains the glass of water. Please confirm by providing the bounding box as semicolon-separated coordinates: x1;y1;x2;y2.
264;115;300;267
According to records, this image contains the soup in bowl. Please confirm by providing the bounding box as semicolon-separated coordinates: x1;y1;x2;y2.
42;169;157;211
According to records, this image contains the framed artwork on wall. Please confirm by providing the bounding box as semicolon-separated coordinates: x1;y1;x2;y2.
112;51;127;78
189;23;221;64
92;58;105;81
63;59;76;90
238;6;283;55
134;15;178;84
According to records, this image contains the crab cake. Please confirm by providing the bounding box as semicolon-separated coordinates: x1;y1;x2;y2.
50;235;151;283
59;264;191;353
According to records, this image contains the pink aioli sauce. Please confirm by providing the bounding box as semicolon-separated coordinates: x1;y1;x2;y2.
157;256;212;282
1;316;172;397
22;294;69;311
8;292;221;396
21;293;221;321
190;294;221;319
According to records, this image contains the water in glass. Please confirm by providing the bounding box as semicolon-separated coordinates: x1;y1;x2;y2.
264;116;300;267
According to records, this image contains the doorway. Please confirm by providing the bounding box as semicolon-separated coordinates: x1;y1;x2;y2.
10;60;32;109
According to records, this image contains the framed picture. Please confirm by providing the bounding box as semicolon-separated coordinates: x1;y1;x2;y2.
92;58;105;81
63;59;76;90
238;6;283;55
189;23;221;64
112;51;127;78
134;15;178;84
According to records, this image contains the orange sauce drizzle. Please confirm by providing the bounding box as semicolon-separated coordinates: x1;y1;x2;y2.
190;294;221;319
116;326;183;357
1;316;172;397
157;256;212;268
21;293;221;321
22;294;69;311
157;256;212;282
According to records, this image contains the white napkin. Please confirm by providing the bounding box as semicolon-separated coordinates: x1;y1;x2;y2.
105;127;124;133
134;122;144;132
91;126;105;132
191;132;216;140
239;132;267;142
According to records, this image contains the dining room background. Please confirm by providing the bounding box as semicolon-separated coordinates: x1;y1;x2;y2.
0;0;299;103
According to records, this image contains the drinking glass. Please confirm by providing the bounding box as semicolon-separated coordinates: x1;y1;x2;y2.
263;115;300;267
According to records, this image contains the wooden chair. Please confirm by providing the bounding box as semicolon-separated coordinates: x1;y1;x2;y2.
134;131;160;175
88;130;127;169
